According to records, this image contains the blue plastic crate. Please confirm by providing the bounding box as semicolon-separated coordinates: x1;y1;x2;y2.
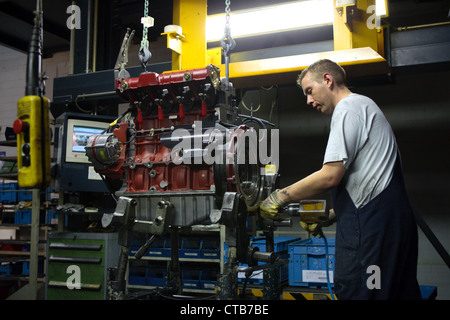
200;269;218;291
179;237;202;259
420;285;437;300
128;266;148;286
14;209;45;224
225;237;301;284
182;268;201;290
147;238;171;258
22;260;44;275
18;188;33;202
146;266;167;286
251;237;302;253
288;237;335;288
201;238;220;260
129;237;170;258
0;264;11;276
15;210;32;224
46;210;57;225
1;183;17;203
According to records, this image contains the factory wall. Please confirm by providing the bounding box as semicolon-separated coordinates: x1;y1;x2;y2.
0;45;70;157
1;43;448;299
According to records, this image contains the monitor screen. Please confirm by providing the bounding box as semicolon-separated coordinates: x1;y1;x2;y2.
72;126;104;153
65;118;110;164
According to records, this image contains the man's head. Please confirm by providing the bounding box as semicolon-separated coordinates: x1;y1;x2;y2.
297;59;348;115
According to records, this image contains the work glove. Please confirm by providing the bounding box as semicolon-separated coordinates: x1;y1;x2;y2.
300;209;336;236
259;189;287;220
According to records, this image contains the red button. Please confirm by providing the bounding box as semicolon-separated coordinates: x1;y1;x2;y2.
13;119;29;134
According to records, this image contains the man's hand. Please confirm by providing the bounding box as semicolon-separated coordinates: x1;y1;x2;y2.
259;190;287;220
300;208;336;235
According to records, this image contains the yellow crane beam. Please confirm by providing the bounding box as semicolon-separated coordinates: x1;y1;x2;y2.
162;0;390;88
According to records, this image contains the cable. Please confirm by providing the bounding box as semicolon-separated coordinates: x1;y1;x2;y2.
319;231;335;300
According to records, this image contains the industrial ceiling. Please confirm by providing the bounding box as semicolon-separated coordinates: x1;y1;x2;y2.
0;0;448;56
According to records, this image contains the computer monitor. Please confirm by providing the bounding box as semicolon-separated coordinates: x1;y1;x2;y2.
64;118;109;164
54;113;116;193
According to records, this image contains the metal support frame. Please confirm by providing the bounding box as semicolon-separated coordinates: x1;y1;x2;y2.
28;188;41;300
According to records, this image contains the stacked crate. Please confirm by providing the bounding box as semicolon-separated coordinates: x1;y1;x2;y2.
288;237;335;288
127;235;221;292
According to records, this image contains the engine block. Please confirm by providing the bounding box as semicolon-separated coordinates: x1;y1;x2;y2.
86;65;263;232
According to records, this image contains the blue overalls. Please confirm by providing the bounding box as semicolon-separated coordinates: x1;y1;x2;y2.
332;154;422;300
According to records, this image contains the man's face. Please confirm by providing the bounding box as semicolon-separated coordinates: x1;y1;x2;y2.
300;72;334;115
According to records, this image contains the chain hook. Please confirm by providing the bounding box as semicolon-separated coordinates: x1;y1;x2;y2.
139;0;152;71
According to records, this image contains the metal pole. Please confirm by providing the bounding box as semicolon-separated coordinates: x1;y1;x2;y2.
29;188;40;299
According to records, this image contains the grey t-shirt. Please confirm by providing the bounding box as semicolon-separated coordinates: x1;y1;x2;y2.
323;93;398;208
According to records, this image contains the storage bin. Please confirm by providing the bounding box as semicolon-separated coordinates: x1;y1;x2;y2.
225;237;301;284
22;260;44;275
420;285;437;300
288;237;335;288
128;266;149;286
129;237;171;258
182;268;201;290
0;264;11;276
15;209;31;224
201;238;220;260
147;238;171;258
146;266;167;286
179;237;202;259
18;188;33;202
46;210;58;225
1;182;17;203
200;269;218;291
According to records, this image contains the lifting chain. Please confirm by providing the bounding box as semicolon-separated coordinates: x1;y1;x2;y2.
221;0;235;86
139;0;152;71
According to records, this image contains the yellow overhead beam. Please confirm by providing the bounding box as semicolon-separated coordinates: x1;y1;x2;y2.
219;47;389;88
163;0;389;87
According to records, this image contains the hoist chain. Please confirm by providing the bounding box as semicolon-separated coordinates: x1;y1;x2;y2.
221;0;235;86
141;0;149;49
221;0;235;55
139;0;151;71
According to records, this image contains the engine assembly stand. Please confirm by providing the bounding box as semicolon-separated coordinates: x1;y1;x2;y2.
212;192;291;300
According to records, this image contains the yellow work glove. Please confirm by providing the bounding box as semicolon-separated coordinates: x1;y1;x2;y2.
300;209;336;236
259;189;287;220
300;221;321;235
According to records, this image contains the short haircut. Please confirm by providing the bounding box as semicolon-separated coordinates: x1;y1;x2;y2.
297;59;346;87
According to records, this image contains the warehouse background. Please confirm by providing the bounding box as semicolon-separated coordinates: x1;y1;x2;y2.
0;0;449;299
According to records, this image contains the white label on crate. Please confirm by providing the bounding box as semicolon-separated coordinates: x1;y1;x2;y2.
184;253;199;256
238;271;263;280
88;166;103;180
302;270;334;283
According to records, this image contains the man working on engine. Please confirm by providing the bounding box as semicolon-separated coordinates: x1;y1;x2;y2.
260;59;421;300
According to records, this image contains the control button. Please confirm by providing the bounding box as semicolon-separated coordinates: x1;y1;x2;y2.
13;119;29;134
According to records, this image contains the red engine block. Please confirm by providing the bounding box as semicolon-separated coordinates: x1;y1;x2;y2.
100;65;223;194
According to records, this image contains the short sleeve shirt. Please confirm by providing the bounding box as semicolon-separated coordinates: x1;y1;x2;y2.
323;93;398;208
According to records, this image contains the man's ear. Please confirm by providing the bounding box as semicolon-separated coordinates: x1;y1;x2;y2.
323;72;333;89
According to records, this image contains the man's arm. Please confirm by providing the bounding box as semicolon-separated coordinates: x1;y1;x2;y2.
278;161;346;202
